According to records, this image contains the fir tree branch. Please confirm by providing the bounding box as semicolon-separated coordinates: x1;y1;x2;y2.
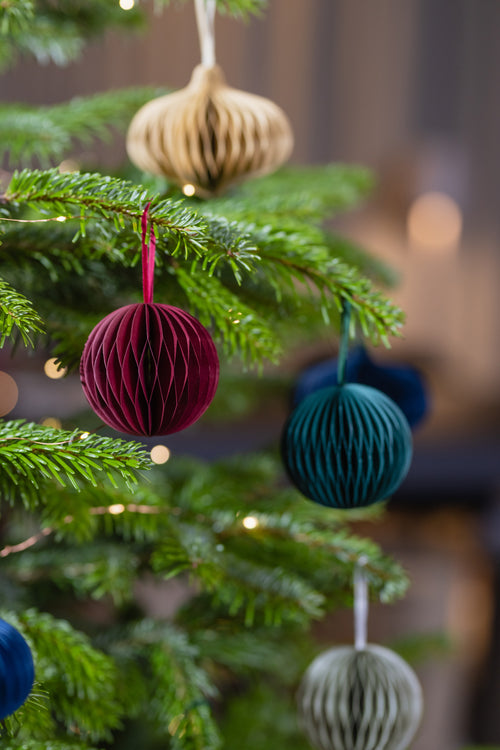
0;0;145;71
0;743;102;750
0;420;151;505
2;168;209;257
1;609;123;742
0;0;34;34
199;164;374;224
0;88;165;166
0;683;55;742
4;542;142;606
0;275;45;346
174;266;282;364
112;620;222;750
2;168;404;347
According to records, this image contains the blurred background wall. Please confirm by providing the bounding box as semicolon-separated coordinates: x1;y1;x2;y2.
1;1;500;747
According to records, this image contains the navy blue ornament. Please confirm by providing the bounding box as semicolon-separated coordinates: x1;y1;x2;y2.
293;346;429;429
281;304;413;509
0;618;35;719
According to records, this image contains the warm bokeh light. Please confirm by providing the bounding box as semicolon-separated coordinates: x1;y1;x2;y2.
119;0;135;9
109;503;126;515
407;191;463;250
80;431;91;440
150;444;171;464
182;183;196;197
242;515;259;530
41;417;62;429
0;371;18;416
44;358;67;379
58;159;79;173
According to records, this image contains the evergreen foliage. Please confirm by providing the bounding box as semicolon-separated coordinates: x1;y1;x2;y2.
0;276;44;346
0;89;164;166
0;0;144;70
0;1;413;749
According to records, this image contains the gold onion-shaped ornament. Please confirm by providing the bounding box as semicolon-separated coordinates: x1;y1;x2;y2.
126;64;294;198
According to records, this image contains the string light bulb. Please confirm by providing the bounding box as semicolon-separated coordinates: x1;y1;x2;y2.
44;358;67;379
41;417;62;429
119;0;135;9
0;371;18;417
182;184;196;197
150;445;171;464
242;516;259;530
407;191;462;251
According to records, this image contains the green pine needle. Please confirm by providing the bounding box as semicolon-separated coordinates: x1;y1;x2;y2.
0;420;151;505
0;275;45;346
0;88;165;166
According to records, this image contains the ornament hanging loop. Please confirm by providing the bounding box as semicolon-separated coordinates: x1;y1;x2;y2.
194;0;216;67
141;202;156;305
354;555;369;650
337;299;351;387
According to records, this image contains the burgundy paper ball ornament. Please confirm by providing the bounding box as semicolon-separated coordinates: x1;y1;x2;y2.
80;206;219;436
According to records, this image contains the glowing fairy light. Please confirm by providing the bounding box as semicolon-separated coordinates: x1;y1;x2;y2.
0;371;18;417
407;191;462;251
43;358;67;379
58;159;79;173
119;0;135;9
108;504;126;515
242;515;259;530
150;444;171;464
41;417;62;429
182;183;196;197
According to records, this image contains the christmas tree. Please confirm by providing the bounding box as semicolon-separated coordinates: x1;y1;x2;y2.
0;2;410;749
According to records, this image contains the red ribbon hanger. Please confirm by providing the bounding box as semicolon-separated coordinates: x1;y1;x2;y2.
141;202;156;304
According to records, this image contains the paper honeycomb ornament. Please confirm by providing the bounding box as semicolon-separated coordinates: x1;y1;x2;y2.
281;382;412;509
126;63;294;198
0;618;35;720
80;205;219;437
80;302;219;436
298;644;423;750
281;303;412;509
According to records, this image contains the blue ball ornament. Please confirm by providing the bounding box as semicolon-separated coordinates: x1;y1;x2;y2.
0;618;35;720
281;383;412;509
293;346;429;429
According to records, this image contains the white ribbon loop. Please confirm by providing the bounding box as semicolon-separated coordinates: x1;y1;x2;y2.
194;0;217;67
354;556;369;650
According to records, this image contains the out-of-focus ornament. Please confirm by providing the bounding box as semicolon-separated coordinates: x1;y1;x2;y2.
281;305;412;509
126;0;293;197
80;205;219;436
0;618;35;720
292;346;429;429
298;644;423;750
297;562;423;750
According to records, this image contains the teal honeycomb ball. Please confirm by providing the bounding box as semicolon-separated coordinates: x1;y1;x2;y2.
281;383;412;509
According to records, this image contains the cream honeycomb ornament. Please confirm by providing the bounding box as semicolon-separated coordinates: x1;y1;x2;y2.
297;561;424;750
126;0;293;198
